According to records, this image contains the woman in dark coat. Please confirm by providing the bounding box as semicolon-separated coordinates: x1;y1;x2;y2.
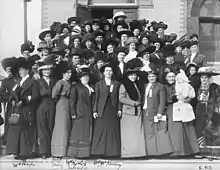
91;62;122;157
51;64;72;158
6;57;40;159
68;68;93;158
36;59;56;159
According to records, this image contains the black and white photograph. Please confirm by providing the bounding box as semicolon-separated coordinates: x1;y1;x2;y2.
0;0;220;169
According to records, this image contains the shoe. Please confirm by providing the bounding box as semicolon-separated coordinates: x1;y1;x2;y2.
41;155;47;159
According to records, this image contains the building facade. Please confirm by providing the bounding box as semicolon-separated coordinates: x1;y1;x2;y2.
0;0;220;74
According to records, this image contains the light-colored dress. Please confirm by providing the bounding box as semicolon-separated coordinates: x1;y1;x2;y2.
119;84;146;157
51;79;71;157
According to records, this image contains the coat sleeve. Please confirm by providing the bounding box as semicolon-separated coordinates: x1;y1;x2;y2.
93;82;99;113
30;81;40;103
69;86;77;117
119;84;135;107
157;84;166;114
52;80;62;101
202;55;208;67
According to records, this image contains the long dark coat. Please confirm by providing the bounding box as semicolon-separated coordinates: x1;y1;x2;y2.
6;77;40;156
67;83;93;158
36;78;56;155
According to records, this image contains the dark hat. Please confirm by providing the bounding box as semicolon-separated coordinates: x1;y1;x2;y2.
139;32;151;41
94;51;106;63
50;22;62;33
152;37;165;48
186;62;197;69
100;62;112;73
15;57;32;70
153;21;168;32
60;23;71;33
83;20;92;26
188;40;199;48
1;57;17;70
104;38;119;47
70;34;82;41
162;44;176;57
137;45;156;57
92;19;100;25
60;61;73;74
115;47;128;55
51;46;65;56
126;36;138;45
77;65;91;77
114;20;129;30
165;33;178;43
93;30;106;38
83;49;94;59
147;21;157;30
138;19;149;25
39;28;56;41
70;48;83;56
82;33;95;44
129;20;142;32
189;33;199;40
147;67;160;75
197;67;220;77
20;40;35;53
173;41;185;49
67;17;80;24
37;41;51;52
116;29;134;39
38;54;56;71
30;54;41;64
125;58;143;71
125;67;140;74
101;19;111;26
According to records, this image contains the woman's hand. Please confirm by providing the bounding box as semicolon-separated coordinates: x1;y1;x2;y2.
134;101;141;107
117;111;122;117
93;112;98;119
157;113;162;119
72;115;76;119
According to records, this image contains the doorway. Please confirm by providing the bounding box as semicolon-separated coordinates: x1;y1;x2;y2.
91;8;113;19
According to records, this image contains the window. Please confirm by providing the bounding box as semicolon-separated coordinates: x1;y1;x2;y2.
89;0;137;6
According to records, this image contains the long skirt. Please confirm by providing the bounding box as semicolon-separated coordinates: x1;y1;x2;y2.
120;110;146;157
51;97;71;157
67;113;92;158
36;99;55;155
91;95;121;157
167;104;199;155
143;111;173;156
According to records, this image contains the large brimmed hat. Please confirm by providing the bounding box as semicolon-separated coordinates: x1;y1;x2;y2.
100;62;113;73
77;65;91;77
125;67;140;75
165;33;177;43
94;51;107;63
129;20;142;32
93;30;105;38
125;58;143;70
70;34;82;42
139;32;151;41
37;41;51;52
38;54;56;71
197;67;220;77
15;57;32;70
126;36;138;45
138;19;149;25
153;21;168;32
39;28;56;41
67;17;80;24
116;29;133;39
1;57;17;70
186;62;197;69
82;33;95;44
113;11;127;20
137;45;156;57
60;23;71;33
51;46;65;56
188;40;199;48
20;40;35;53
115;47;128;55
152;37;165;48
70;48;83;56
114;20;129;30
83;49;94;60
162;44;176;57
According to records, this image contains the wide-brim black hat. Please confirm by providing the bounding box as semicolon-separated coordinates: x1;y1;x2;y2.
115;47;128;55
116;29;134;39
51;46;65;56
165;33;177;43
70;34;82;41
139;32;151;41
188;40;199;48
162;44;176;57
82;33;95;44
1;57;17;70
137;45;156;57
125;58;143;70
153;22;168;32
70;48;83;56
83;49;94;59
100;62;113;73
93;30;106;38
152;37;165;48
114;21;129;30
125;67;140;75
15;57;32;70
94;51;107;63
20;41;35;53
129;20;142;32
197;67;220;77
39;28;56;41
60;23;71;33
67;17;80;24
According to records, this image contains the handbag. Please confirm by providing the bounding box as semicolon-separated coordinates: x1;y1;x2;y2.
8;107;20;125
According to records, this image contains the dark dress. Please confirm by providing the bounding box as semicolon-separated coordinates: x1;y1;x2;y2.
6;77;40;157
91;80;121;157
36;78;56;156
67;83;93;158
165;84;199;156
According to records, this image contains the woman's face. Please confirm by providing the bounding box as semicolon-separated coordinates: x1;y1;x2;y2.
63;70;72;80
104;67;113;78
189;66;197;76
117;52;126;62
148;73;157;83
107;44;114;53
104;25;110;31
190;45;198;53
73;38;81;47
154;42;161;50
19;67;29;78
62;28;69;35
133;29;140;37
5;67;12;76
44;33;52;42
85;25;91;32
157;28;164;36
65;49;70;56
128;73;137;82
117;25;123;32
97;60;104;69
166;56;174;64
200;75;209;85
175;46;182;53
92;24;99;31
143;52;150;61
22;50;30;59
85;40;92;48
142;37;149;45
80;75;89;85
72;55;80;65
129;43;136;51
95;36;103;44
42;48;49;56
42;68;51;77
121;34;128;43
166;72;176;84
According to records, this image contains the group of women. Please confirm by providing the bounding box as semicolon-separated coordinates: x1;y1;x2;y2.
1;12;220;160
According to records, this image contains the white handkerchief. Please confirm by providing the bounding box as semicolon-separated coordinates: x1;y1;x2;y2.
154;115;167;123
149;89;152;97
110;85;113;92
91;88;94;93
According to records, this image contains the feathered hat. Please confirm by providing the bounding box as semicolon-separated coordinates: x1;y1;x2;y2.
162;44;176;57
1;57;17;70
153;21;168;32
197;67;220;77
129;20;142;32
20;40;35;53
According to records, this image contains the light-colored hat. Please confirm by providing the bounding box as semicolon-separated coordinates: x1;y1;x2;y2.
197;67;220;77
71;25;81;35
113;11;127;20
126;36;138;45
38;64;53;71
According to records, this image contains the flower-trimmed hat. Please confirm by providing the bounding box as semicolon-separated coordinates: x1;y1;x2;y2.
116;29;133;39
39;28;56;41
125;36;138;45
100;62;113;73
197;67;220;77
37;41;51;52
67;17;80;25
137;45;156;57
115;47;128;55
38;54;56;71
162;44;176;57
20;40;35;53
1;57;17;70
153;21;168;32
